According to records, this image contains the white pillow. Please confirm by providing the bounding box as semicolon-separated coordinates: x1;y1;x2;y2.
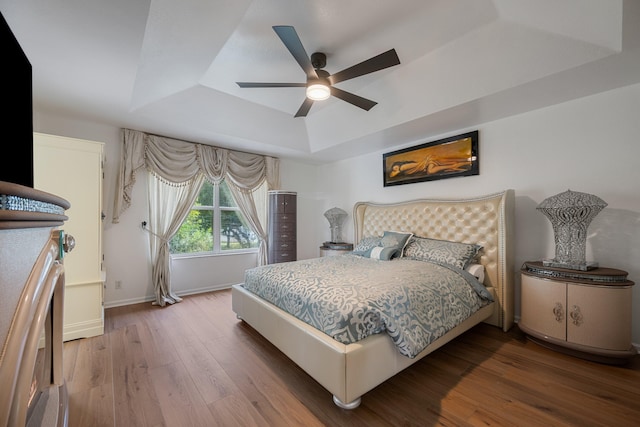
466;263;485;284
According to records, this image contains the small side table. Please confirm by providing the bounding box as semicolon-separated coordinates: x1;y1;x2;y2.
320;243;353;257
519;261;636;364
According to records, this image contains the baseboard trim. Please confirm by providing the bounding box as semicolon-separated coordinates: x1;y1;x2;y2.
104;283;234;309
63;319;104;342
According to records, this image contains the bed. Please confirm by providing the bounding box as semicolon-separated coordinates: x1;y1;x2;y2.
232;190;514;409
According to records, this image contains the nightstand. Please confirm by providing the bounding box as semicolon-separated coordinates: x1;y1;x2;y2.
519;261;636;364
319;243;353;257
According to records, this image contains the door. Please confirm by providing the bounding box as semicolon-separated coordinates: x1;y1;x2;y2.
33;132;105;340
567;284;632;350
520;274;566;341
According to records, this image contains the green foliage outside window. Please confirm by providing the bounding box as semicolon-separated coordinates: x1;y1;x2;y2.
170;210;214;253
170;180;258;255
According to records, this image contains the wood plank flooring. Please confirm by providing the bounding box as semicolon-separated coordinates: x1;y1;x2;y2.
63;289;640;426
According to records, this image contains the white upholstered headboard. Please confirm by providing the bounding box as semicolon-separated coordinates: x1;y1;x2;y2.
352;190;515;331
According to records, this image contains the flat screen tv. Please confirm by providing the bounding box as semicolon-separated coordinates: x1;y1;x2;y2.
1;11;33;187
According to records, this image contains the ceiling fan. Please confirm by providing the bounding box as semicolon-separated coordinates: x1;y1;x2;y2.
236;25;401;118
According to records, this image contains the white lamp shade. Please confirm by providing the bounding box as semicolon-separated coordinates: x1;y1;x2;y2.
306;84;330;101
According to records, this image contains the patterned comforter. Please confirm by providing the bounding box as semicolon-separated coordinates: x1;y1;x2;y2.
242;254;494;358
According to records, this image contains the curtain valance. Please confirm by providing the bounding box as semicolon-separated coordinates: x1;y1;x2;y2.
113;128;280;223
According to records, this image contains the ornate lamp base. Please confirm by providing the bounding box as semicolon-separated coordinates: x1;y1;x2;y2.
322;241;353;250
537;190;607;272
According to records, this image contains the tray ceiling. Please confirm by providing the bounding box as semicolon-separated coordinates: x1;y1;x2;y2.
2;0;639;163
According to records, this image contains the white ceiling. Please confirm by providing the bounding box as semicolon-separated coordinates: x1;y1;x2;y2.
2;0;639;163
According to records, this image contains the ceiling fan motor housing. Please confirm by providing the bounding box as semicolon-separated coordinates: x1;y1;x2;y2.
310;69;330;86
311;52;327;69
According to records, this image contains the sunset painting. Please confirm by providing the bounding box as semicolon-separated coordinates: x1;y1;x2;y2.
383;131;479;186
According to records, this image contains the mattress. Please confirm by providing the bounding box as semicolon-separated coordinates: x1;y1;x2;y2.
242;254;493;358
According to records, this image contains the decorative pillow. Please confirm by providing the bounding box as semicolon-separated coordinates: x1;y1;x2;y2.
466;263;485;283
353;236;382;252
403;236;482;270
353;245;401;261
380;230;413;256
352;231;413;260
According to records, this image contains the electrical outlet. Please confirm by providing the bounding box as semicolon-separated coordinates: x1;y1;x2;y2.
115;280;122;289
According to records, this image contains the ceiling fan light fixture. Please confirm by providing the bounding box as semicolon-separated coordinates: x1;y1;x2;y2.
237;26;400;116
306;83;330;101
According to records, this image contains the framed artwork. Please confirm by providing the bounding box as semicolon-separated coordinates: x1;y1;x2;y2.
383;131;479;187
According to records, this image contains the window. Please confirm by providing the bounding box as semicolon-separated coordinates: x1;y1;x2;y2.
170;180;259;255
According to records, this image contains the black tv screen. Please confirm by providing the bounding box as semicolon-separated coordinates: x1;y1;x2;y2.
1;12;33;187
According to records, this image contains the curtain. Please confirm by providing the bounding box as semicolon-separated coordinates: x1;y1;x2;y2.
113;129;280;306
148;173;205;306
113;129;280;222
196;144;279;265
113;128;146;219
227;181;269;265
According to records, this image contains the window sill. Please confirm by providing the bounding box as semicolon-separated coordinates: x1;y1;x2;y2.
171;250;258;260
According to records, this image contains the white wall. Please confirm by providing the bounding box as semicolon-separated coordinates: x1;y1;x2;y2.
315;83;640;347
33;81;640;346
30;113;324;307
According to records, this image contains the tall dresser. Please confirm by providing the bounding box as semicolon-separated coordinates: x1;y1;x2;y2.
268;191;297;264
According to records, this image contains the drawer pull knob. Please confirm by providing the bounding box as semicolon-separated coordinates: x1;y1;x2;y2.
63;233;76;253
553;303;564;322
570;305;583;326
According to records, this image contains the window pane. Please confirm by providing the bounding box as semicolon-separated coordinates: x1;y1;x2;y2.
220;210;258;250
170;180;261;255
170;209;213;254
219;180;236;207
197;181;214;206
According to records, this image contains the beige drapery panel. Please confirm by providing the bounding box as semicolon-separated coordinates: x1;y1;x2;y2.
113;128;280;306
147;173;205;306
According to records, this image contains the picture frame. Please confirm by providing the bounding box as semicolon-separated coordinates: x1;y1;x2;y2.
383;130;479;187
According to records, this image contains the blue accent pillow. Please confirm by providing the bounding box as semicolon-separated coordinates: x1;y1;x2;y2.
353;245;401;260
403;236;482;269
380;230;413;257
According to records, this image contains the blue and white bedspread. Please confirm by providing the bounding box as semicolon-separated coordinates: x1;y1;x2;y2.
242;254;494;358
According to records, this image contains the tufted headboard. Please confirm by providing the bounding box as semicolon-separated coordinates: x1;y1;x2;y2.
352;190;515;331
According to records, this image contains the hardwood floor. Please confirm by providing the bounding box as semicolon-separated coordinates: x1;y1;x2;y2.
63;289;640;426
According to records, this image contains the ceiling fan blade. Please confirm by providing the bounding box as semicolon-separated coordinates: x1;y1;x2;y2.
294;98;314;117
329;49;400;85
237;82;306;88
272;26;318;80
330;87;377;111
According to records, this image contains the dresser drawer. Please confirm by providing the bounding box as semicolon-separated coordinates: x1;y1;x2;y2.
271;240;296;251
271;251;296;263
271;221;295;234
273;231;295;241
273;213;295;222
